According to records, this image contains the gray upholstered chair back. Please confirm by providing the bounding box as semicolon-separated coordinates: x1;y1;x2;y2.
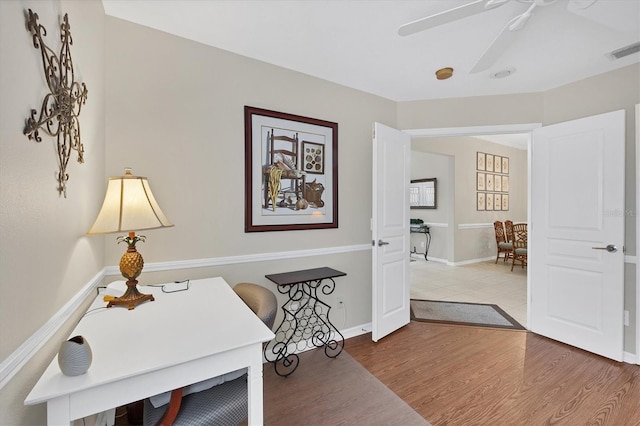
143;282;277;426
233;282;278;329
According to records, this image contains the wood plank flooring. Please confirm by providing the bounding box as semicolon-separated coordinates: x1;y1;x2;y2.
347;321;640;426
116;321;640;425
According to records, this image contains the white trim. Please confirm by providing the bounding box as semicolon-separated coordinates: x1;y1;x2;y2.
404;123;541;138
269;322;373;364
424;256;448;264
417;255;636;266
340;323;371;339
458;222;528;230
458;223;493;230
343;322;372;338
95;409;115;426
423;222;448;228
450;256;496;266
624;351;638;364
636;103;639;364
0;269;106;390
0;244;372;389
105;244;372;275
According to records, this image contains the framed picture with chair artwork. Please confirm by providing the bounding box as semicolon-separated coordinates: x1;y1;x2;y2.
244;106;338;232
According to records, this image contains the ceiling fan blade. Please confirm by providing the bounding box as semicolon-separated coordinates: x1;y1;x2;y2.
568;0;598;9
398;0;492;36
470;2;537;73
469;17;520;73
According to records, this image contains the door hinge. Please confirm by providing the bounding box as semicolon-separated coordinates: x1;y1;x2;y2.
372;240;375;246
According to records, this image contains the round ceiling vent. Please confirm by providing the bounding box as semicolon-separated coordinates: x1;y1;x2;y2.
490;68;516;79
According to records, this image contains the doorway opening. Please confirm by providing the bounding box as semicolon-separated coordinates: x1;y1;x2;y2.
406;124;537;329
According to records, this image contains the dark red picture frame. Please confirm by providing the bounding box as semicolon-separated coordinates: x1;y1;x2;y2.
244;106;338;232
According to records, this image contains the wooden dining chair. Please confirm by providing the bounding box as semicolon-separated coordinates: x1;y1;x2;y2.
504;220;515;247
511;223;528;271
493;221;513;263
143;283;277;426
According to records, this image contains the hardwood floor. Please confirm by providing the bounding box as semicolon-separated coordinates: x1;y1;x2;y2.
116;321;640;425
347;321;640;426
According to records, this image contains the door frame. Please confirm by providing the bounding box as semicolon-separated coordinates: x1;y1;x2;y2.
406;121;638;363
405;123;536;329
636;103;640;364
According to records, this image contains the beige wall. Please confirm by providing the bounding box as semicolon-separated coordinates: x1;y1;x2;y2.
410;151;453;261
104;16;396;263
102;15;396;324
412;137;527;263
0;0;106;424
397;92;545;129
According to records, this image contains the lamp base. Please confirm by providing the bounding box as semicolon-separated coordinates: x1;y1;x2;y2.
107;279;155;310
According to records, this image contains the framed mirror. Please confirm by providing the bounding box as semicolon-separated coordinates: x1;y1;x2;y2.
410;178;437;209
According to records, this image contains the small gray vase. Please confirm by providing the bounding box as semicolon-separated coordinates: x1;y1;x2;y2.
58;335;92;376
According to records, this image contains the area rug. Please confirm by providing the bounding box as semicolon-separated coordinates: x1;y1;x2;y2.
261;349;431;425
410;299;525;330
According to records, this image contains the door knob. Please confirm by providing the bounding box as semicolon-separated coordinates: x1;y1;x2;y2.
591;244;617;253
378;240;389;246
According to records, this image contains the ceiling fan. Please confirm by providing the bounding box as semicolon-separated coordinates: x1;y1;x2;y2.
398;0;599;73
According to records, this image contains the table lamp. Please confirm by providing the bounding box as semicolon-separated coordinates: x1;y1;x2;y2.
87;168;174;310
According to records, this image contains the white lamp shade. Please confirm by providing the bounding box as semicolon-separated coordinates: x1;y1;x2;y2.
87;170;173;235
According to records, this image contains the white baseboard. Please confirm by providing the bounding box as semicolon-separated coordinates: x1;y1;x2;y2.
623;351;638;364
271;323;372;360
342;322;372;339
450;256;496;266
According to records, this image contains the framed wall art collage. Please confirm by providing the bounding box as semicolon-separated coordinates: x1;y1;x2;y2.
476;152;509;211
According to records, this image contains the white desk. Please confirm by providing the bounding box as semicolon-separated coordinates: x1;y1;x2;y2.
25;277;275;425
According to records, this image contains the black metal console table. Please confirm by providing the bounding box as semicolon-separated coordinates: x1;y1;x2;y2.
410;224;431;260
264;267;346;377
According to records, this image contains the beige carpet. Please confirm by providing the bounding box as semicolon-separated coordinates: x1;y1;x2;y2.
262;348;430;426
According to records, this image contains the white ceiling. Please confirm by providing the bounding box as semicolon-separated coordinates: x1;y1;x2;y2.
102;0;640;103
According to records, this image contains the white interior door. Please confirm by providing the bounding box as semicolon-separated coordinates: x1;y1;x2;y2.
530;109;625;361
372;122;410;342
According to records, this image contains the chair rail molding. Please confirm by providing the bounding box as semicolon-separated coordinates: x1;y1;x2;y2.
0;244;371;389
106;243;372;275
458;222;494;230
0;270;105;390
423;222;448;228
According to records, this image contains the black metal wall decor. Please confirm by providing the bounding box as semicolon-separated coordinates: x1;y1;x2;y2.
24;9;88;197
